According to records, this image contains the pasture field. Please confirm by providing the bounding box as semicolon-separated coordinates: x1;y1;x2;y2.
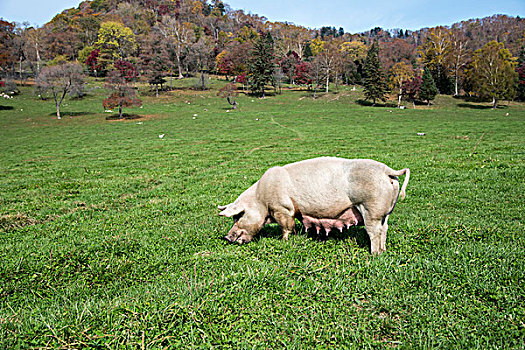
1;80;524;348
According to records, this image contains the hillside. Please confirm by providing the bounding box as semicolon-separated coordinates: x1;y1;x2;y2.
0;0;523;98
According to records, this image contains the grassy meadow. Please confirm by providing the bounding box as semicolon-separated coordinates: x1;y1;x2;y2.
1;79;524;348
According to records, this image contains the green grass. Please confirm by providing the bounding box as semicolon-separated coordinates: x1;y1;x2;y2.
1;81;524;348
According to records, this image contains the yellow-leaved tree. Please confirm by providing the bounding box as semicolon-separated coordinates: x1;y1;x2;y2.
95;21;136;71
390;62;415;107
418;26;453;94
467;41;517;108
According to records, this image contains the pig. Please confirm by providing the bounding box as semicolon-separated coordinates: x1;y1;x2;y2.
218;157;410;254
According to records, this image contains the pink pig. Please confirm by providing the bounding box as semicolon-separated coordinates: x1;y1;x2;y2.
218;157;410;254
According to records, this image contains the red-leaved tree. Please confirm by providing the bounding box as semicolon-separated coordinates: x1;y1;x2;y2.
401;76;422;109
103;60;142;119
235;73;247;90
85;49;101;76
294;61;312;86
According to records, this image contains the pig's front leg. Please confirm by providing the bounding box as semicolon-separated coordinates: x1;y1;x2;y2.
273;211;295;241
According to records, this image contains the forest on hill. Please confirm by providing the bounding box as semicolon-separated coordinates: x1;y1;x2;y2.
1;0;524;105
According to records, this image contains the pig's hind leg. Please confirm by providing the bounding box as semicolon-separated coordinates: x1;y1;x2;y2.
357;204;388;255
380;215;389;252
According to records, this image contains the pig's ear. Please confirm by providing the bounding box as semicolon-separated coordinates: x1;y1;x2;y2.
218;203;244;217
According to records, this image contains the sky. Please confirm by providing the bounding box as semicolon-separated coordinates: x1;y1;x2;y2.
1;0;524;33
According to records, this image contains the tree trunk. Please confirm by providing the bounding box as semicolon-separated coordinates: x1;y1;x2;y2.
56;102;61;119
397;87;402;107
19;56;23;80
454;67;459;96
176;55;183;79
155;84;159;98
492;97;498;109
119;103;123;119
36;45;41;76
412;100;416;109
325;73;329;93
54;90;67;119
200;69;205;90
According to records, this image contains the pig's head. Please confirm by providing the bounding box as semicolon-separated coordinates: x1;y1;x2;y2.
218;200;266;244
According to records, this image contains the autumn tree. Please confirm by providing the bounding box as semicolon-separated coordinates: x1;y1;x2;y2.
390;62;415;107
449;28;470;96
217;83;238;109
36;62;85;119
103;60;142;119
187;36;214;90
401;76;422;108
379;38;416;72
235;73;247;90
318;40;341;92
11;23;28;80
293;61;312;86
279;51;300;84
95;21;136;71
467;41;517;108
22;26;45;76
156;16;194;79
363;42;389;106
310;37;325;56
78;45;94;69
43;24;80;62
419;26;453;94
247;32;275;97
138;33;172;96
419;67;438;105
308;55;325;99
0;20;16;75
85;49;102;76
216;50;233;79
274;23;311;60
216;42;253;80
340;40;367;87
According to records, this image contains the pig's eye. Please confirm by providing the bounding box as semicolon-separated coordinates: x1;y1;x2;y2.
233;212;244;222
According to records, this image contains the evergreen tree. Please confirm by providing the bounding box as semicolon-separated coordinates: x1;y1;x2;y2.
430;64;454;95
363;42;389;106
419;67;439;105
303;42;313;61
247;32;275;97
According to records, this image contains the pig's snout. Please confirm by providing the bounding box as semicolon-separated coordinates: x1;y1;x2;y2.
224;229;252;244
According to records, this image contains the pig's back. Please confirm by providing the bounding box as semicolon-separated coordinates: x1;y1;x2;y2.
282;157;390;218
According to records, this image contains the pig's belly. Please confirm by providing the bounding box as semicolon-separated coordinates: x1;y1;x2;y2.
300;207;363;233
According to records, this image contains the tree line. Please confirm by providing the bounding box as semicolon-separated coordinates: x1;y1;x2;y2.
0;0;524;110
